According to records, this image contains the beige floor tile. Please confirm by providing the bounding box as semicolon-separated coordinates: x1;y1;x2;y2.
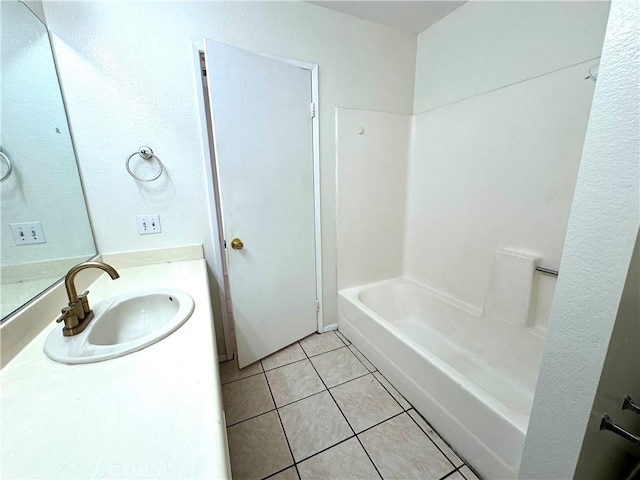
359;413;455;479
222;373;275;425
310;347;369;388
297;437;380;480
279;391;353;462
267;466;300;480
331;374;403;433
335;330;351;346
348;344;377;372
299;332;344;357
227;411;293;480
219;359;262;385
262;343;307;371
460;465;481;480
266;359;325;407
408;409;464;467
373;371;411;410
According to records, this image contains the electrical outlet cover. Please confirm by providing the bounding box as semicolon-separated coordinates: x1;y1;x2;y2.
136;215;161;235
10;222;46;245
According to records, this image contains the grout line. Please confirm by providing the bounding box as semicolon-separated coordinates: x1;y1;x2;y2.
440;466;465;480
407;409;459;469
304;346;385;480
261;464;295;480
300;343;346;359
354;436;384;480
273;387;328;410
220;370;264;386
302;340;357;434
298;331;344;358
225;373;405;436
372;370;412;412
371;371;408;412
461;464;482;480
291;342;364;470
263;364;298;476
334;329;351;346
274;410;408;473
263;369;373;414
344;342;411;414
292;434;357;466
327;371;372;390
227;332;468;480
263;356;308;373
220;362;265;386
225;404;278;428
356;410;405;437
347;343;378;373
261;342;307;372
305;340;405;480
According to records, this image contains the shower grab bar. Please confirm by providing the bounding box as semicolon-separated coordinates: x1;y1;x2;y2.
600;414;640;445
536;266;558;277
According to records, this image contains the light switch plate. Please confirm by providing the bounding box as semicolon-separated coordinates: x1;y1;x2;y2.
10;222;46;245
136;215;161;235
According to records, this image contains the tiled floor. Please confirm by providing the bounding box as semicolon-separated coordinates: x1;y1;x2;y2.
219;331;481;480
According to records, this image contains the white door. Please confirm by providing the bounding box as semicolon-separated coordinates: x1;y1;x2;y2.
204;39;318;368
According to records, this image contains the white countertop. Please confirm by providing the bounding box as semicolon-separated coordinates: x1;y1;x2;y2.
1;254;230;479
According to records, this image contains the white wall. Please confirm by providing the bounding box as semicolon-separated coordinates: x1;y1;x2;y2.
403;1;609;331
414;1;611;113
336;108;410;290
42;1;417;354
520;0;640;476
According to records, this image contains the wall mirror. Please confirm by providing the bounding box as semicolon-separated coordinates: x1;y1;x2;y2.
1;1;96;320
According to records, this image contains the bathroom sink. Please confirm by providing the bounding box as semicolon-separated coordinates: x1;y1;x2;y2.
44;289;194;364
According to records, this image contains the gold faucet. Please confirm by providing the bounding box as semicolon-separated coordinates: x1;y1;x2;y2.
55;261;120;336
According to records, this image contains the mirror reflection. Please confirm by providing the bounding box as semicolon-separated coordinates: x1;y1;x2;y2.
1;1;96;319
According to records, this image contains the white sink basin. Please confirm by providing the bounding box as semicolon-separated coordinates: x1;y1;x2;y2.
44;288;194;364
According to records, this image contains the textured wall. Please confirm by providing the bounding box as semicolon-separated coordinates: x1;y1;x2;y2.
573;230;640;479
42;1;417;353
520;1;640;476
336;108;410;290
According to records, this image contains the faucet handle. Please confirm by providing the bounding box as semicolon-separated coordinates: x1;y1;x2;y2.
56;306;73;323
78;290;91;315
56;306;79;330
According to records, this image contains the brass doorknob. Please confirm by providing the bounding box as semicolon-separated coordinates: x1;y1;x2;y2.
231;238;244;250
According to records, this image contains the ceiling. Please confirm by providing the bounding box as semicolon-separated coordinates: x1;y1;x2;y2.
307;1;466;34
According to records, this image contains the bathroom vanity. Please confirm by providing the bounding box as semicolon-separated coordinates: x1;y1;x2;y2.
0;246;230;479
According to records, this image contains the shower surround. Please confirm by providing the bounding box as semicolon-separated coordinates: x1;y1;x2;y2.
335;6;607;474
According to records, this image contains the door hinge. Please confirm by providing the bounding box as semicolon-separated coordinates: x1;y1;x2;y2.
310;102;316;118
315;300;320;312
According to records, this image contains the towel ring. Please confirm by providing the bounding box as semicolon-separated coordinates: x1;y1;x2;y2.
0;151;12;182
126;146;164;182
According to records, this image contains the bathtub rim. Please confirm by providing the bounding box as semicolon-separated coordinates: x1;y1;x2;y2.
339;277;531;434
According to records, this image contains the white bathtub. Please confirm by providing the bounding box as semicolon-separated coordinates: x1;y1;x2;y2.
338;277;545;479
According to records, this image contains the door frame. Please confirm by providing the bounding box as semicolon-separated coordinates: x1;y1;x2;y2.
191;42;324;360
